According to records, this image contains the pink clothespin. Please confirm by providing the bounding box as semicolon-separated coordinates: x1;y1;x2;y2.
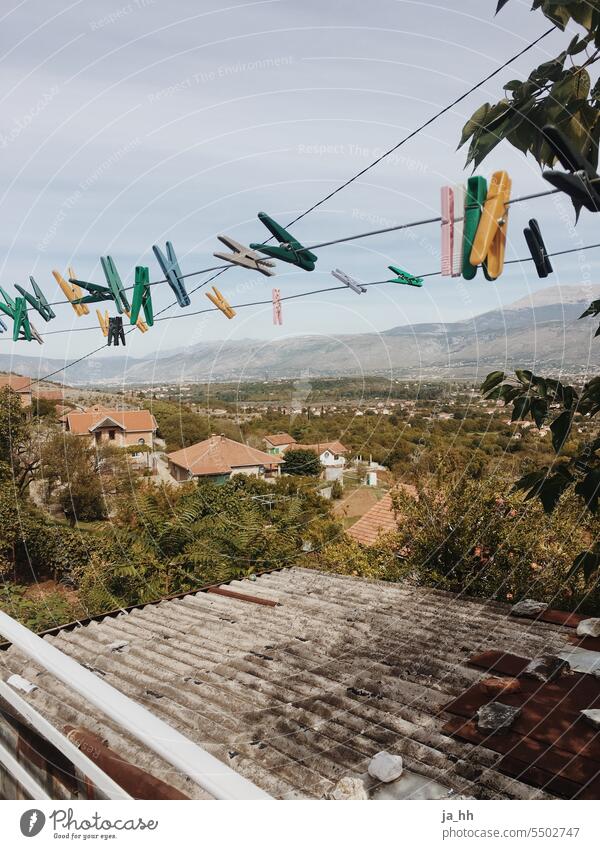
441;186;455;277
272;288;282;325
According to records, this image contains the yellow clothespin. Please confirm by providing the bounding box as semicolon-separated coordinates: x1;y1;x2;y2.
124;310;148;333
206;286;236;319
96;309;110;337
52;267;90;316
470;171;512;280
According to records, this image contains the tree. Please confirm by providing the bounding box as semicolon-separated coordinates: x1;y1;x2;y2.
466;4;600;585
460;2;600;172
0;387;40;496
40;432;106;522
282;448;322;477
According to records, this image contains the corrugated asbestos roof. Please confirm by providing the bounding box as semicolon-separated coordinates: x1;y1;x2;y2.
0;568;580;800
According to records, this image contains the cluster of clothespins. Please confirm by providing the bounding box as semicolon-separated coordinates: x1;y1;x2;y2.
0;124;595;347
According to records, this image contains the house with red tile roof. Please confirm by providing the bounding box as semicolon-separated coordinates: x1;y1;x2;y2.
263;432;295;454
168;435;283;483
0;374;32;407
346;485;416;546
64;405;158;450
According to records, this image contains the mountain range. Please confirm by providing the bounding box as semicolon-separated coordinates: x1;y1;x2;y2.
1;285;597;385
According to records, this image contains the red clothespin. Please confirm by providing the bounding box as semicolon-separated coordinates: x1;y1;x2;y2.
272;288;282;325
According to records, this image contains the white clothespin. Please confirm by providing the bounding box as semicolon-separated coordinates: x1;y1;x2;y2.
214;235;276;277
452;184;466;278
441;186;454;277
272;288;282;325
331;268;366;294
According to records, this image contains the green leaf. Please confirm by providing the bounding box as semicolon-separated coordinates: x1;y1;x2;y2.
512;395;531;422
515;369;533;385
567;550;600;583
481;371;505;395
574;470;600;513
550;409;573;452
531;398;549;428
458;103;490;149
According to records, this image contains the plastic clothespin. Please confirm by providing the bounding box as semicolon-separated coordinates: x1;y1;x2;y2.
250;212;318;271
152;241;190;307
462;176;488;281
541;124;600;219
124;310;148;333
107;316;125;347
0;317;7;333
470;171;512;281
52;268;89;316
523;219;553;279
272;288;282;325
15;276;55;322
452;184;466;278
206;286;236;319
331;269;366;294
97;309;110;338
0;296;34;342
440;186;455;277
130;266;153;327
71;256;130;314
214;235;276;277
387;265;423;287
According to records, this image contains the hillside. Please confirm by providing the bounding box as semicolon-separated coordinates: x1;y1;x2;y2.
0;285;597;384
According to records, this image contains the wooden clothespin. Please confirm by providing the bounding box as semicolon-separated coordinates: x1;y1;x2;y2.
440;186;455;277
272;288;282;325
387;265;423;287
214;235;276;277
470;171;512;280
15;276;55;322
152;241;190;307
124;310;148;333
462;176;488;281
250;212;317;271
53;268;89;316
331;269;366;294
206;286;236;319
107;316;125;346
97;309;110;338
523;219;553;279
130;266;153;327
71;256;130;314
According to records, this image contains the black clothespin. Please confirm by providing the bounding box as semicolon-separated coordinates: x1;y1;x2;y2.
107;315;125;346
523;219;553;279
541;124;600;219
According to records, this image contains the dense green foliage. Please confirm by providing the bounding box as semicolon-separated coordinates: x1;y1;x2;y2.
282;448;322;477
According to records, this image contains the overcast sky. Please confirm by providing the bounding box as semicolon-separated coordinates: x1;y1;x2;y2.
0;0;597;367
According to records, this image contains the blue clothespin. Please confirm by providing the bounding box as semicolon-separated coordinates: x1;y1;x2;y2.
387;265;423;287
70;256;130;314
15;276;55;322
250;212;317;271
152;241;190;307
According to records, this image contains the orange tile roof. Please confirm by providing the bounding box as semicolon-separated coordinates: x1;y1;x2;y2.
292;440;347;455
168;435;283;476
0;374;32;393
66;408;157;434
346;485;417;546
264;432;295;446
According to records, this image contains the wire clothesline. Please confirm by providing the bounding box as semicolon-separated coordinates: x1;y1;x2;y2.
5;26;556;385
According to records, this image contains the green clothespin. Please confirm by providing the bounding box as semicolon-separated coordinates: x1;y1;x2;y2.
387;265;423;287
249;212;317;271
71;256;130;314
0;296;33;341
462;176;488;281
15;276;55;322
130;266;153;326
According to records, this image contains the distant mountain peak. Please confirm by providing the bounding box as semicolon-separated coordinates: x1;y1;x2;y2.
508;285;594;310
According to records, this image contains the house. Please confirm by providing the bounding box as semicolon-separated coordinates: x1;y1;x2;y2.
63;405;158;450
346;492;397;545
167;434;283;483
0;374;32;407
263;432;295;455
0;567;586;800
292;440;347;468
